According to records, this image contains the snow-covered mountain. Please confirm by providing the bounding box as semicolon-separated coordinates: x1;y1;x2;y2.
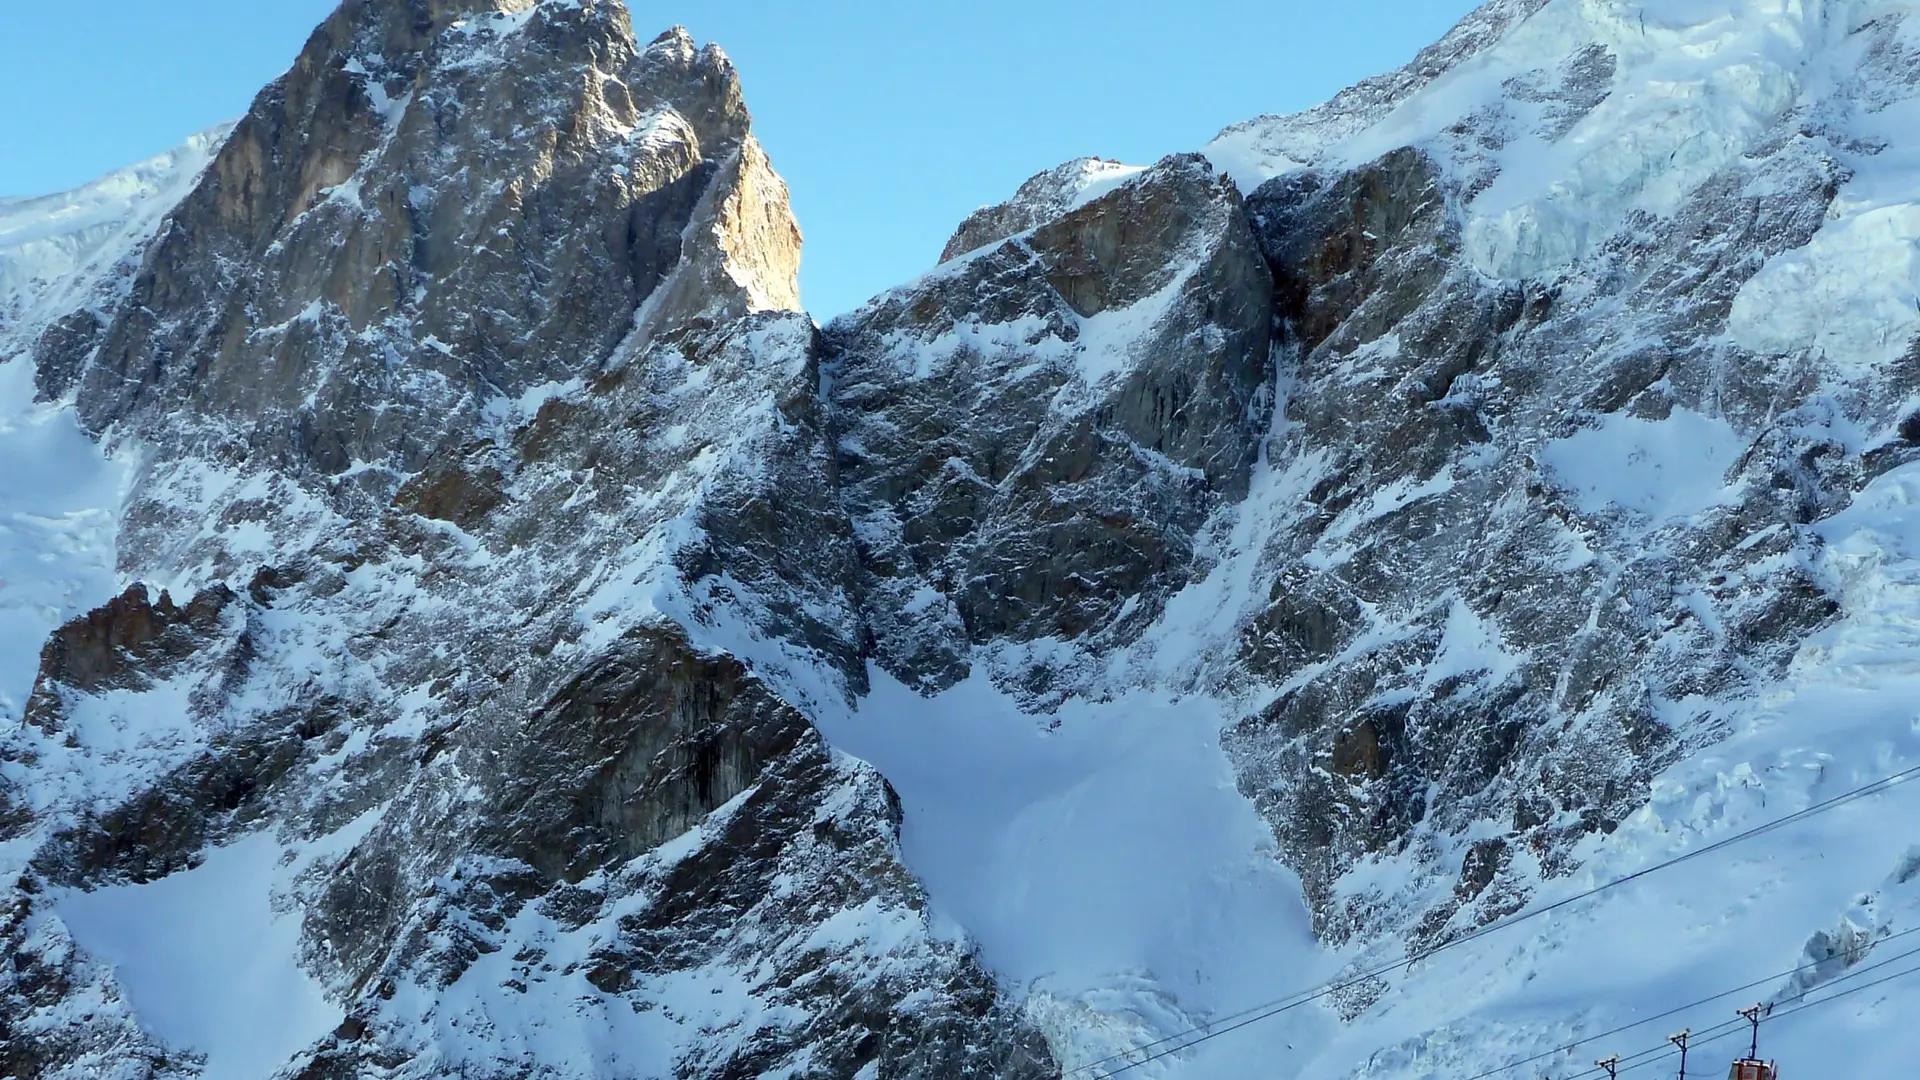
0;126;232;339
6;0;1920;1078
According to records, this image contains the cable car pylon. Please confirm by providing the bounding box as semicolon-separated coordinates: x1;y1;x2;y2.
1669;1029;1691;1080
1728;1004;1778;1080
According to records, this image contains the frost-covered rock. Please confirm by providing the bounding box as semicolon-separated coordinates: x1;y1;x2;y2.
44;1;801;473
938;157;1146;264
12;0;1920;1078
831;153;1272;694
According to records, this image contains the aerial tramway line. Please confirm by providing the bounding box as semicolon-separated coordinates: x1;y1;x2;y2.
1595;1005;1775;1080
1070;762;1920;1080
1589;1005;1775;1080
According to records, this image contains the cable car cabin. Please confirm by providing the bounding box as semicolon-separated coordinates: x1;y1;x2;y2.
1728;1061;1778;1080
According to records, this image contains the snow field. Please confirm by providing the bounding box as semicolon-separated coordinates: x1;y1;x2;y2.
0;356;125;722
815;672;1335;1072
58;819;378;1080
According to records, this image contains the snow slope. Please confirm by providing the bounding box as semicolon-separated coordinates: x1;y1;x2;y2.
0;356;125;722
0;130;226;722
57;823;374;1080
0;125;231;348
816;673;1334;1066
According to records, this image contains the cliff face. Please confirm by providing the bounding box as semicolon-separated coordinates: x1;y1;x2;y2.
830;153;1273;694
1;3;1041;1078
9;1;1920;1079
41;0;798;474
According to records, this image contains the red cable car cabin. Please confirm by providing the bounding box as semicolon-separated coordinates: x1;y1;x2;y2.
1728;1061;1778;1080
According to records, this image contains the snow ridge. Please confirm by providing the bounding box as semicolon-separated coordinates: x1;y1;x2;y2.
0;125;232;353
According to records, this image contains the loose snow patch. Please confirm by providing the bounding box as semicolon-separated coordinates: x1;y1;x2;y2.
816;670;1335;1068
58;826;364;1080
0;356;126;720
1538;407;1745;522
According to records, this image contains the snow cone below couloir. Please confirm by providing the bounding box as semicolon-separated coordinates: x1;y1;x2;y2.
6;0;1920;1078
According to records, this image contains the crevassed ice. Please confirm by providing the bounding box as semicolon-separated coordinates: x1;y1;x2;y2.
1730;75;1920;372
1458;0;1829;279
1209;0;1905;285
1731;201;1920;372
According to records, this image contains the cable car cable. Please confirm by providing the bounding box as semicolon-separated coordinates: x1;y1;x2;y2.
1451;926;1920;1080
1076;761;1920;1077
1521;944;1920;1080
1605;960;1920;1078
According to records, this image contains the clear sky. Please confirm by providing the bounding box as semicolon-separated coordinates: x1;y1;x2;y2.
0;0;1479;318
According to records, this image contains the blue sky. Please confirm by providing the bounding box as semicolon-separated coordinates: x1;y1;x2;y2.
0;0;1478;317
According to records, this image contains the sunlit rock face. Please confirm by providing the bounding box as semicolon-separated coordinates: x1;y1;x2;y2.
0;3;1042;1078
11;1;1920;1078
47;0;800;475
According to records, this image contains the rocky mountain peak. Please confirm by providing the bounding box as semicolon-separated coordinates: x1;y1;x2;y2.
34;0;797;479
10;1;1920;1078
938;156;1146;264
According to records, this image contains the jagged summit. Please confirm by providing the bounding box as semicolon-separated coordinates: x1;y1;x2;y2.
937;156;1147;264
35;0;800;476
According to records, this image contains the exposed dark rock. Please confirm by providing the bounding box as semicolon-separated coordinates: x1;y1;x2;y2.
831;153;1272;692
23;584;238;730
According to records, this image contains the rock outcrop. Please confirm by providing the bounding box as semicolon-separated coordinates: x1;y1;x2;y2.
43;1;800;475
832;153;1272;693
938;157;1144;264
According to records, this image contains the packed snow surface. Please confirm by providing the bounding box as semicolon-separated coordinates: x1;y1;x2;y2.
59;821;375;1080
0;356;125;720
